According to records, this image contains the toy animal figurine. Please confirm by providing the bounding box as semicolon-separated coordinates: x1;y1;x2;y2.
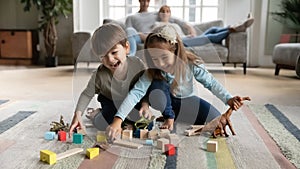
212;97;251;138
50;115;69;133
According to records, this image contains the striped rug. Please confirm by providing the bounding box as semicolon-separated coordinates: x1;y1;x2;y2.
248;104;300;169
0;101;295;169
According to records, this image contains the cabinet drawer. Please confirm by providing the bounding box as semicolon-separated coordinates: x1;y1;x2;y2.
0;31;32;59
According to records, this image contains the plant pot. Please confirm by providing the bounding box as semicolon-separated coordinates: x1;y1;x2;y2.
45;56;58;67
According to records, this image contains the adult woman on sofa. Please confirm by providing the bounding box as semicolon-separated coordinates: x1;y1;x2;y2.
126;0;196;56
155;5;254;47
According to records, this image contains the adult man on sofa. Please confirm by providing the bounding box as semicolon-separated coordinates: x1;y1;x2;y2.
126;0;196;56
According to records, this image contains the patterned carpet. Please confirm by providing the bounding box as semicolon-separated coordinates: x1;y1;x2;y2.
0;100;296;169
248;104;300;169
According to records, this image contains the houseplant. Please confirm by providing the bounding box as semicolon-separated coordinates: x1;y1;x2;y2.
20;0;72;67
271;0;300;30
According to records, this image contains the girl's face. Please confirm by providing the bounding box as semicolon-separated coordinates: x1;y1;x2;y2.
100;42;130;74
147;42;176;74
159;7;171;22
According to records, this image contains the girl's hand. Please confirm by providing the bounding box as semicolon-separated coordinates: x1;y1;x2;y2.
160;118;174;131
139;102;153;120
69;111;84;137
227;96;251;110
106;117;123;142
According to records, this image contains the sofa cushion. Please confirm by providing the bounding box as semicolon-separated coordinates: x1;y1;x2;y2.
186;44;228;63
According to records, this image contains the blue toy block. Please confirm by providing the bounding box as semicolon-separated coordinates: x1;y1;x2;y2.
145;139;153;145
134;129;140;138
44;131;56;140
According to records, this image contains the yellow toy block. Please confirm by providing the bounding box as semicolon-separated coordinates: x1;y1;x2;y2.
86;148;99;159
96;131;107;143
40;150;57;165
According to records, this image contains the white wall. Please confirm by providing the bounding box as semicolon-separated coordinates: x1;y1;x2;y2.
73;0;102;33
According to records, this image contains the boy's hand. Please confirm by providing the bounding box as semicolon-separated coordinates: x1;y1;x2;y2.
69;111;84;137
106;117;123;142
159;118;174;131
139;102;152;120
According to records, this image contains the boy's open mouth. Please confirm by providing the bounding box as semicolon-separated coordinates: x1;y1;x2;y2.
111;61;121;68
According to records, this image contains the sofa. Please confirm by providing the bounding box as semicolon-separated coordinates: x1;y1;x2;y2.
272;43;300;77
103;18;248;74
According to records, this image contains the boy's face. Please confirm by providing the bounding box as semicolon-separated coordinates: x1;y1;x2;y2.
159;7;171;22
101;42;130;74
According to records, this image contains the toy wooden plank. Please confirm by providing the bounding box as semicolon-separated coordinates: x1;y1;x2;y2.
185;125;204;136
113;139;143;149
56;148;84;160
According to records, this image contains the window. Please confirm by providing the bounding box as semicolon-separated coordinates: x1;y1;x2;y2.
104;0;221;24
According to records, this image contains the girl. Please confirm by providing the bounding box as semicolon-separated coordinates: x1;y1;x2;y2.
143;24;245;130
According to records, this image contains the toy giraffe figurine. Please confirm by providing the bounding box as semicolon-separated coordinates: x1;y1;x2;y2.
212;97;251;138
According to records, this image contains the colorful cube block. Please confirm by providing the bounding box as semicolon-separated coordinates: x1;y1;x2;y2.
207;140;218;152
58;131;67;141
164;144;176;156
122;129;133;140
96;131;107;143
157;138;169;152
86;147;99;159
40;150;56;165
73;133;83;144
44;131;56;140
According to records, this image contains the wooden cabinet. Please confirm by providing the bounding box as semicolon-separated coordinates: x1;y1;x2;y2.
0;31;32;58
0;30;39;65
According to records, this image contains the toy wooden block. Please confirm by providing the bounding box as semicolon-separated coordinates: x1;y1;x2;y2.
96;131;107;143
40;150;56;165
40;148;83;165
157;138;169;152
140;129;148;139
185;125;204;136
122;129;133;140
58;131;67;141
113;139;143;149
73;133;83;144
207;140;218;152
148;129;158;140
165;144;176;156
167;133;180;146
86;147;99;159
77;128;87;135
159;129;170;138
44;131;56;140
145;139;154;145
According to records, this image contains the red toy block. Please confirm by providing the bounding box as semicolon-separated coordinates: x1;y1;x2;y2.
58;131;67;141
164;144;175;156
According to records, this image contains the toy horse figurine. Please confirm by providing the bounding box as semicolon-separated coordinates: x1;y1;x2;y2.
212;97;251;138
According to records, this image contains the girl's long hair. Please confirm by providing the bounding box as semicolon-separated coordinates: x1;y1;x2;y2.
144;25;203;89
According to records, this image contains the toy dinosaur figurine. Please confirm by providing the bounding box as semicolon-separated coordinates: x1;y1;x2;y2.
212;97;251;138
50;115;69;133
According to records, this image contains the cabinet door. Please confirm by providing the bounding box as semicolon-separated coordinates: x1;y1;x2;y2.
0;31;32;59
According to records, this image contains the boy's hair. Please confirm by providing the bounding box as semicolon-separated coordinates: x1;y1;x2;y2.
91;23;127;58
144;25;203;87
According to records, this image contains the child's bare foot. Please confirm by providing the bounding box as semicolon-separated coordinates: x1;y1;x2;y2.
159;118;174;130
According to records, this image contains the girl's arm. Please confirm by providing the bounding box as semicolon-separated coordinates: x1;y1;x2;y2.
107;72;152;140
193;64;233;104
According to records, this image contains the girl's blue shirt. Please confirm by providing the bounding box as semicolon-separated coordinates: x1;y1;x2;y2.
115;63;232;120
